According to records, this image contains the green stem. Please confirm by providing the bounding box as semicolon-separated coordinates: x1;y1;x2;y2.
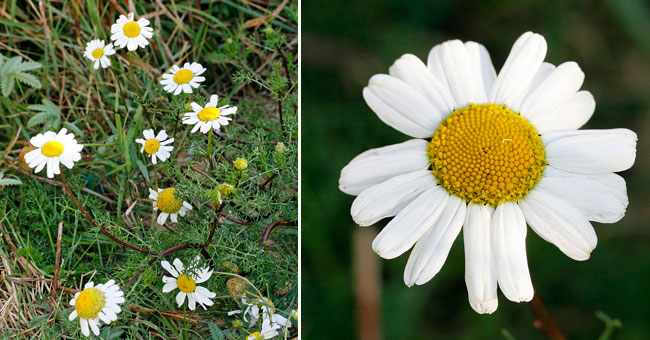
128;51;142;98
183;303;187;340
207;128;214;171
153;163;159;190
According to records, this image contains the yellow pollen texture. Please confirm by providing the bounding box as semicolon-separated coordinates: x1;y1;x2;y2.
122;22;141;38
173;69;194;84
427;103;545;206
157;188;183;214
246;332;263;340
198;107;221;122
144;138;160;154
92;48;104;59
75;287;106;319
176;274;196;293
41;141;64;157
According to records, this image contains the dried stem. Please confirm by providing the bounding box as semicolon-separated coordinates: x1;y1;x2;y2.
528;286;566;340
51;222;63;301
260;220;296;249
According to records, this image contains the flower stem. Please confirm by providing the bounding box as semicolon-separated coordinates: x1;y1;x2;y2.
207;128;214;171
128;51;142;98
528;286;566;340
153;163;159;190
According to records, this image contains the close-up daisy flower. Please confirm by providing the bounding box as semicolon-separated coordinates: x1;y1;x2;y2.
182;94;237;133
110;12;153;51
69;280;124;337
149;187;193;224
24;128;83;178
135;129;174;164
160;62;207;95
161;257;216;310
83;39;116;69
338;32;637;313
246;318;283;340
229;295;289;329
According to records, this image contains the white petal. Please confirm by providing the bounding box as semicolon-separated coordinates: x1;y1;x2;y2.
188;293;196;310
371;185;448;259
69;310;78;321
173;258;184;273
430;40;488;107
488;32;547;110
520;61;584;124
176;291;186;307
404;195;466;286
388;53;455;114
363;74;441;138
492;202;534;302
80;318;90;337
350;170;435;226
536;167;628;223
143;129;154;139
533;90;595;134
162;280;178;293
543;129;637;174
464;203;498;314
161;260;179;277
158;212;169;224
339;139;430;195
88;319;100;335
519;189;597;261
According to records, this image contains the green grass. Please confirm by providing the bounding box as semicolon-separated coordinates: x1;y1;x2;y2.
0;0;297;338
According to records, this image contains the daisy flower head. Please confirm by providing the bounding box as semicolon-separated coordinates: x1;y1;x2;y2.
135;129;174;164
83;39;116;69
182;94;237;133
24;128;83;178
234;157;248;171
339;32;637;314
69;280;124;337
160;62;207;95
149;187;193;224
110;12;153;51
229;295;289;330
161;257;216;310
246;318;282;340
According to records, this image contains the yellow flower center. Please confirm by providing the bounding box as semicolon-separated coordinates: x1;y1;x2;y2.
157;188;183;214
41;141;64;157
173;69;194;84
198;107;221;122
123;21;141;38
427;103;545;206
75;287;106;319
246;332;263;340
234;158;248;171
144;138;160;155
92;48;104;59
219;183;234;196
176;274;196;293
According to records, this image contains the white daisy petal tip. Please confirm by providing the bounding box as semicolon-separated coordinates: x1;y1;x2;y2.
27;128;82;178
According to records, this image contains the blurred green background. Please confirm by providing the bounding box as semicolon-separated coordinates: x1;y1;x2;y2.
301;0;650;339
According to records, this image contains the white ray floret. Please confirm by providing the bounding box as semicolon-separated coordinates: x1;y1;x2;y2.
161;257;216;310
182;94;237;134
83;39;116;69
135;129;174;164
110;12;153;51
69;280;124;337
160;62;207;95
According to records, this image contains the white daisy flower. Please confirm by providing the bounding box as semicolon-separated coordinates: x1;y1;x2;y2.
339;32;637;314
135;129;174;164
182;94;237;133
24;128;83;178
149;187;193;225
110;12;153;51
229;295;289;330
160;62;207;95
161;257;216;310
246;317;282;340
83;39;116;69
69;280;124;337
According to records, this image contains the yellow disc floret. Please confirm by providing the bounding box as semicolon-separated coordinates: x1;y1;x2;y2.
144;138;160;154
157;188;183;214
176;273;196;293
234;158;248;171
428;103;545;206
41;141;64;157
75;287;106;319
123;22;141;38
246;332;263;340
198;107;221;122
92;48;104;59
173;69;194;84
